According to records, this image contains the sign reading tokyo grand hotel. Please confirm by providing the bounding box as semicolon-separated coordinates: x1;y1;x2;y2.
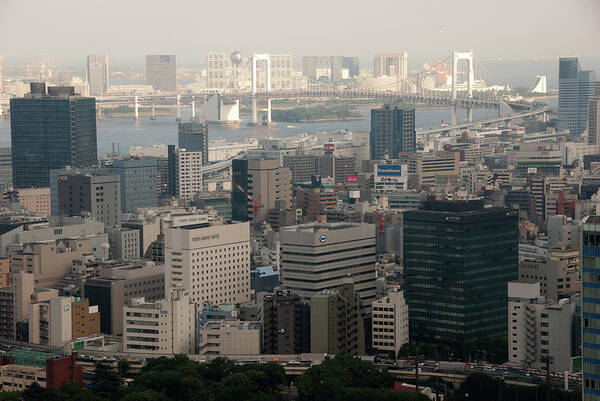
192;234;220;242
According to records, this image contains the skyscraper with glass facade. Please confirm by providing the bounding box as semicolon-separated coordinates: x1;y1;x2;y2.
370;104;416;160
10;83;97;188
403;200;519;344
558;57;597;136
178;118;208;167
582;216;600;400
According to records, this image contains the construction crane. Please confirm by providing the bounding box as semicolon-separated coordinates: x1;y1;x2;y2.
232;179;263;218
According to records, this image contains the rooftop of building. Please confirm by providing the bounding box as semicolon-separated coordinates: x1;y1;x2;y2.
282;222;363;233
6;349;62;368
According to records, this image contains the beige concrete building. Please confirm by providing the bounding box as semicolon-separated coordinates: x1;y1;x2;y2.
108;227;139;261
519;244;580;302
165;221;251;306
232;159;292;223
197;319;261;355
12;272;57;338
310;282;365;355
123;286;195;355
29;296;73;347
84;262;165;335
0;364;46;392
372;288;409;356
17;188;51;216
10;237;98;287
398;151;461;188
172;147;203;200
280;223;377;308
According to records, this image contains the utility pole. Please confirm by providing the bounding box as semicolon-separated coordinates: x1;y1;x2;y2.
541;355;554;401
414;343;419;393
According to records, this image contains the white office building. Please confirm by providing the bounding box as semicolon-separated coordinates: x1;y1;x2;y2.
123;285;196;355
372;288;409;356
165;222;251;306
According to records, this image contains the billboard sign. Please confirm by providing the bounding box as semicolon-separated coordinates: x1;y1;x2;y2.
374;164;407;184
346;175;358;183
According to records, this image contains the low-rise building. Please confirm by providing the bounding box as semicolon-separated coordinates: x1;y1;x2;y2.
197;319;261;355
17;188;51;216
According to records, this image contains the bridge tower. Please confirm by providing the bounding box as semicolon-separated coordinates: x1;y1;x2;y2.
251;53;271;126
451;51;474;124
176;94;182;122
134;96;140;120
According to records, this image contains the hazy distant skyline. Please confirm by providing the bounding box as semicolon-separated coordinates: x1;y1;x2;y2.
1;0;599;67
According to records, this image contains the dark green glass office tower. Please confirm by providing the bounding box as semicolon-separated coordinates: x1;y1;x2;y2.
10;83;97;188
370;104;416;160
403;201;518;344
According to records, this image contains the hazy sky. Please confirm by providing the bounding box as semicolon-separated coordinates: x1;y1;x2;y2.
1;0;599;67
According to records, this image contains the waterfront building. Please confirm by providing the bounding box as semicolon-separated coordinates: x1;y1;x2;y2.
559;57;597;136
374;53;408;79
370;104;416;160
10;83;97;188
146;55;176;92
86;55;109;96
178;118;208;167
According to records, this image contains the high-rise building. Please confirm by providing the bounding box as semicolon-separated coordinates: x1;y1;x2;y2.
112;157;158;212
370;104;416;160
403;201;519;344
558;57;597;136
10;83;97;188
262;290;311;355
167;147;203;200
588;83;600;145
302;56;359;83
374;53;408;79
57;172;122;229
86;55;109;96
146;55;176;92
231;159;292;223
310;282;365;355
270;54;293;90
280;222;377;308
372;288;409;357
164;221;251;306
206;53;229;90
123;285;196;355
582;216;600;399
178;119;208;167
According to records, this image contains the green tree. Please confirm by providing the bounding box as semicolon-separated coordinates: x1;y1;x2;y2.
22;382;60;401
117;359;130;377
92;362;121;399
